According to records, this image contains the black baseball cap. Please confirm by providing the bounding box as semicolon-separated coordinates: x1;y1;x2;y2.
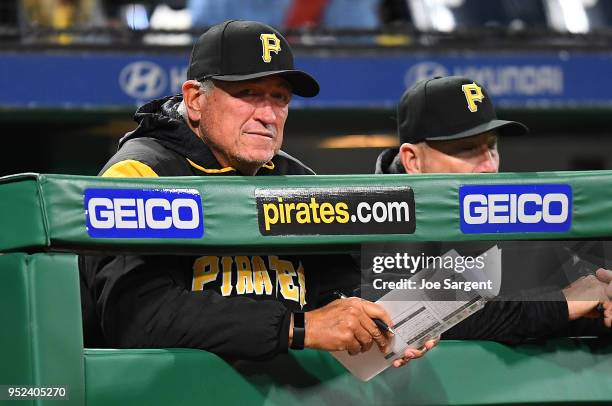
187;20;319;97
398;76;528;144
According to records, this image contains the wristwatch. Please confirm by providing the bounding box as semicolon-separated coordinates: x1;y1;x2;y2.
291;311;305;350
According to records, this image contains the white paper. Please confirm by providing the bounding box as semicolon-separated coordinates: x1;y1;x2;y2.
332;246;501;381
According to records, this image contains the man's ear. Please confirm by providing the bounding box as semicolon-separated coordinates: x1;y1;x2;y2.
399;142;422;174
182;80;204;123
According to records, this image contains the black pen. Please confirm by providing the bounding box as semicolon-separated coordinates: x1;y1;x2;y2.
334;291;397;335
373;318;397;336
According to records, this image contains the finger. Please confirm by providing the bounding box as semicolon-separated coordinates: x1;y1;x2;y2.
348;299;390;352
353;325;374;353
604;302;612;328
347;338;362;356
367;323;388;353
360;301;395;331
356;310;388;352
423;338;438;351
341;299;381;352
596;268;612;284
393;359;404;368
404;347;426;360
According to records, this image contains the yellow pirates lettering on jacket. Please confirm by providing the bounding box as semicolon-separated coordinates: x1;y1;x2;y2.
260;33;281;63
269;255;299;302
251;255;274;295
192;255;306;308
461;83;485;112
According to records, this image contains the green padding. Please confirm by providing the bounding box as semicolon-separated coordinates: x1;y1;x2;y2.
0;255;34;388
84;339;612;406
3;171;612;253
0;254;85;405
0;174;48;252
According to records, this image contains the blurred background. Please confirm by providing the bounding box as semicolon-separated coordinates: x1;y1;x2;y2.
1;0;612;176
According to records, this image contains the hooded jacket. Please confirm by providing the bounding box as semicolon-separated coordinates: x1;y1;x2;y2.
375;147;404;175
79;96;358;359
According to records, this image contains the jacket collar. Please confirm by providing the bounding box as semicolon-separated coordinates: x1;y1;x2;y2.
120;95;275;176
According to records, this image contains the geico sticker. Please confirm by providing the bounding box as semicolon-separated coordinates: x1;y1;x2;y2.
255;187;416;236
459;184;572;234
84;188;204;238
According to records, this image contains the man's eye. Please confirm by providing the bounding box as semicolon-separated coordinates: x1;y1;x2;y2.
238;89;256;97
460;145;478;153
274;93;290;104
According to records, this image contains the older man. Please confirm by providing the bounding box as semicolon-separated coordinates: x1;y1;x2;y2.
376;76;612;341
79;20;434;367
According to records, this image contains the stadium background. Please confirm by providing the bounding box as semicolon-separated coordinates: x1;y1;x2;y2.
2;3;612;403
1;0;612;177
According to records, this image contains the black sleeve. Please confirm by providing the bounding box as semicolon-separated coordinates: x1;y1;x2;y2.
442;289;570;344
560;318;612;338
80;254;291;360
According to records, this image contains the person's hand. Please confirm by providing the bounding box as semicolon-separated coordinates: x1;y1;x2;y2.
602;301;612;328
392;337;439;368
594;269;612;328
563;272;608;320
596;268;612;299
303;298;394;355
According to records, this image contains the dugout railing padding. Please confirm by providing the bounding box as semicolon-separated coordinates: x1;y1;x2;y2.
0;172;611;405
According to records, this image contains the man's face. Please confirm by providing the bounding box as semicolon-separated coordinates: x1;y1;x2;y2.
418;132;499;173
199;76;291;173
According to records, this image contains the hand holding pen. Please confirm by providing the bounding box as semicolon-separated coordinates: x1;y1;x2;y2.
301;292;395;355
335;291;397;335
333;291;439;368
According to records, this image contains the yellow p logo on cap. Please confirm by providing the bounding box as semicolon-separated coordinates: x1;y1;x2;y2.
260;33;281;63
462;83;485;112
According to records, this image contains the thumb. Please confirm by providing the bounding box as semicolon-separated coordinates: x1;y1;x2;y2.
596;268;612;284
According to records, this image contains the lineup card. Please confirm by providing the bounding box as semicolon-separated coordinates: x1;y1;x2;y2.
332;247;500;381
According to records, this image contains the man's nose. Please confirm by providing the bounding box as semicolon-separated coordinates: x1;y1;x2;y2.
253;100;277;125
474;146;499;173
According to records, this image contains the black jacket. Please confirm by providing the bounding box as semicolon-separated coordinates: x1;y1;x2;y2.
375;148;610;343
79;95;358;359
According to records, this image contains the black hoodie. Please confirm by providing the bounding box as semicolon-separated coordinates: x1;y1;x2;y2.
79;96;358;359
375;147;404;175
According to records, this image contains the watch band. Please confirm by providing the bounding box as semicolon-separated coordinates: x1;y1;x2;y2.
291;311;305;350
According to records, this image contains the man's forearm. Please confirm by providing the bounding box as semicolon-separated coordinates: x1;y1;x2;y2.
443;291;569;343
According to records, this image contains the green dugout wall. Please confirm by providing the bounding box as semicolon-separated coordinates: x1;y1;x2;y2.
0;172;611;405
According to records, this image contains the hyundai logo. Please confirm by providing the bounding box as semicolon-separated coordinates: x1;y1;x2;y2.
119;61;167;99
404;62;449;88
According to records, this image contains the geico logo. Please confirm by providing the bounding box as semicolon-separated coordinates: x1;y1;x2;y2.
88;197;200;230
262;197;411;231
463;193;569;225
